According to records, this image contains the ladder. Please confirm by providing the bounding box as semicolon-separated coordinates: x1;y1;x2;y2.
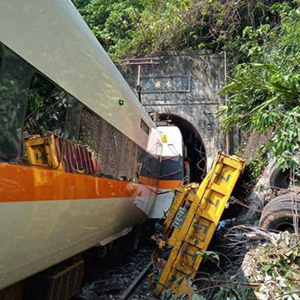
152;151;246;297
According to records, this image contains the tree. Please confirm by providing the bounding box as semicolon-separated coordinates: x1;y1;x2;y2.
73;0;286;62
218;1;300;169
73;0;144;60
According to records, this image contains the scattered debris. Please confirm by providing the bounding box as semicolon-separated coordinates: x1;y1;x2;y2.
76;246;152;300
191;226;300;300
238;227;300;300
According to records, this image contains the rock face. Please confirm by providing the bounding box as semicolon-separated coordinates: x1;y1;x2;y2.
236;160;276;224
242;130;273;159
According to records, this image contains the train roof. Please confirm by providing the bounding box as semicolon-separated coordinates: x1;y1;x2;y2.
0;0;156;149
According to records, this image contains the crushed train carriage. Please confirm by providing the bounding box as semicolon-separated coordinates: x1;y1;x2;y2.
0;0;186;293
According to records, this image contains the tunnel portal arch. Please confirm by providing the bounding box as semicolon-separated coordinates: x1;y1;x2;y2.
158;113;207;182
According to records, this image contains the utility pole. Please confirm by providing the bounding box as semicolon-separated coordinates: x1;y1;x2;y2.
120;58;160;104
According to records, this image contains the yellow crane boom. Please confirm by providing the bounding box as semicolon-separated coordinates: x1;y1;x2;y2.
152;151;246;297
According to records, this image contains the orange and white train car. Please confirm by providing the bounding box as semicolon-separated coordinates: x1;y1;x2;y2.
0;0;165;291
150;126;185;218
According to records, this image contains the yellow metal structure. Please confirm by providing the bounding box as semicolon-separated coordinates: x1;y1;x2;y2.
153;151;245;296
162;134;168;143
25;134;63;171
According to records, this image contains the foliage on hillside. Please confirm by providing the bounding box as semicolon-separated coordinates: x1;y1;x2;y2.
72;0;287;62
219;1;300;169
72;0;144;60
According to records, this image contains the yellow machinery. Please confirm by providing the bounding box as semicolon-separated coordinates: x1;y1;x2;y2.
152;151;245;297
25;134;63;171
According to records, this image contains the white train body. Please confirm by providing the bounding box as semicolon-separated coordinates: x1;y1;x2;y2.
0;0;167;290
149;126;184;218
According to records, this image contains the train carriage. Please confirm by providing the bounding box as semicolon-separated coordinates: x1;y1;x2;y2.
0;0;163;291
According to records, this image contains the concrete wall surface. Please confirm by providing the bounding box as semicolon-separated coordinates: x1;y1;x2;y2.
119;52;227;169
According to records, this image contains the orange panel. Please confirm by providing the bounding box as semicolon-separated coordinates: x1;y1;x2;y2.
157;180;181;189
0;163;157;203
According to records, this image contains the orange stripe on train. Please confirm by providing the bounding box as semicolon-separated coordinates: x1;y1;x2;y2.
158;180;181;189
0;163;156;203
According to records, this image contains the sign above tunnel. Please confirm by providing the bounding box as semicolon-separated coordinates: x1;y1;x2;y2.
140;76;190;93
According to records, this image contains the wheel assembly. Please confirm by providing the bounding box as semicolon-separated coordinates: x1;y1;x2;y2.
259;193;300;232
269;167;291;191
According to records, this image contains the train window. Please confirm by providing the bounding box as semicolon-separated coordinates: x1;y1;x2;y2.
78;108;102;155
78;109;124;179
140;119;149;135
0;45;3;86
118;137;137;181
0;44;33;160
135;147;145;181
124;138;137;180
100;119;122;178
23;73;68;137
64;95;84;140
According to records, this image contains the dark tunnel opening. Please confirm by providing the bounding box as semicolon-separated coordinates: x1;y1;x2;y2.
158;114;207;183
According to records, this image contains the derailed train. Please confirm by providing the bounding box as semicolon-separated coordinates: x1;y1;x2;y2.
0;0;185;292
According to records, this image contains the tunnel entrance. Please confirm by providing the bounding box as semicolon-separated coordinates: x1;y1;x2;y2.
158;114;207;182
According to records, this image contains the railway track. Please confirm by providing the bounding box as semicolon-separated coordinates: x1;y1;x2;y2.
76;243;154;300
119;261;153;300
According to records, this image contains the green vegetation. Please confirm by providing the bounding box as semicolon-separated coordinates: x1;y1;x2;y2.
72;0;286;62
218;2;300;169
72;0;144;60
246;156;268;186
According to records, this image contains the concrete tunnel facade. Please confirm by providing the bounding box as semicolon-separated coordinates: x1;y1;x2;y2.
119;52;232;181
